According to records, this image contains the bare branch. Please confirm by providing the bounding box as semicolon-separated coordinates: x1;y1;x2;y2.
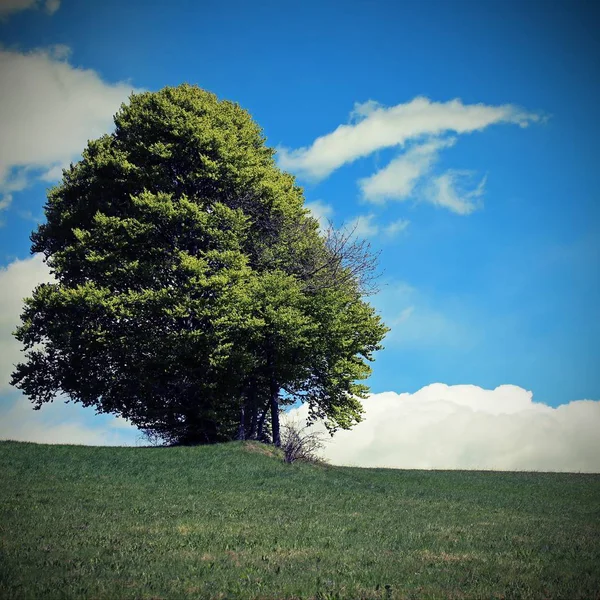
281;419;327;464
300;220;382;296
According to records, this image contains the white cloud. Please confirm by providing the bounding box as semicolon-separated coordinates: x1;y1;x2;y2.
426;170;487;215
0;393;140;446
44;0;59;14
0;0;37;16
0;0;60;17
0;194;11;211
392;305;465;346
359;138;456;204
39;164;64;182
348;213;379;238
0;46;142;203
383;218;410;236
0;166;32;218
305;200;334;231
278;96;540;181
0;253;141;446
393;305;414;324
346;215;410;239
349;99;382;121
0;254;53;391
286;384;600;473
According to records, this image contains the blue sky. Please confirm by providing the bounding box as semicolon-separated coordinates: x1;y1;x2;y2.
0;0;599;468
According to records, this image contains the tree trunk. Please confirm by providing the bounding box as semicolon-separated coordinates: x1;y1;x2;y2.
266;342;281;447
237;404;245;440
249;407;258;439
246;379;258;440
269;376;281;447
255;397;268;441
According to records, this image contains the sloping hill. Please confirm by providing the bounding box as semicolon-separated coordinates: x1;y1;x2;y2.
1;440;599;599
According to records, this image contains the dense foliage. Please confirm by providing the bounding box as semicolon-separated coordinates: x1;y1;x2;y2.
11;84;388;446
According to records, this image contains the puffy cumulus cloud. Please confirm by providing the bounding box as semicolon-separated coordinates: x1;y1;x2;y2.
285;384;600;473
0;393;140;446
0;0;60;18
0;253;140;446
0;45;142;207
0;254;53;391
277;97;540;181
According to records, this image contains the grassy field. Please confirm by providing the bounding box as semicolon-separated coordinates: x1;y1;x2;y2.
0;440;599;599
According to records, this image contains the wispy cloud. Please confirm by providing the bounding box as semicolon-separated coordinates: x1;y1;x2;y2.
359;138;456;204
383;218;410;236
0;166;32;219
372;282;474;348
347;214;410;239
278;96;540;181
44;0;59;14
0;0;61;18
0;194;12;212
348;213;379;238
305;200;334;231
0;45;142;208
426;170;487;215
287;384;600;472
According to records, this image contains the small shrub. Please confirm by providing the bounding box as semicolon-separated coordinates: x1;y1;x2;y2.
281;420;327;464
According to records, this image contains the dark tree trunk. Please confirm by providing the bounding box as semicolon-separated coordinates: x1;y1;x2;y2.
237;404;245;440
249;405;258;439
256;397;270;441
269;376;281;447
266;342;281;447
247;379;258;439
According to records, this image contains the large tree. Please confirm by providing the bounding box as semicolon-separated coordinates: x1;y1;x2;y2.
11;84;388;446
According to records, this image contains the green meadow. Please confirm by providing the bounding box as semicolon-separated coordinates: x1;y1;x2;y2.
1;440;598;599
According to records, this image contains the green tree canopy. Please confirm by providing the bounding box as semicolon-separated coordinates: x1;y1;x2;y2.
12;84;388;446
